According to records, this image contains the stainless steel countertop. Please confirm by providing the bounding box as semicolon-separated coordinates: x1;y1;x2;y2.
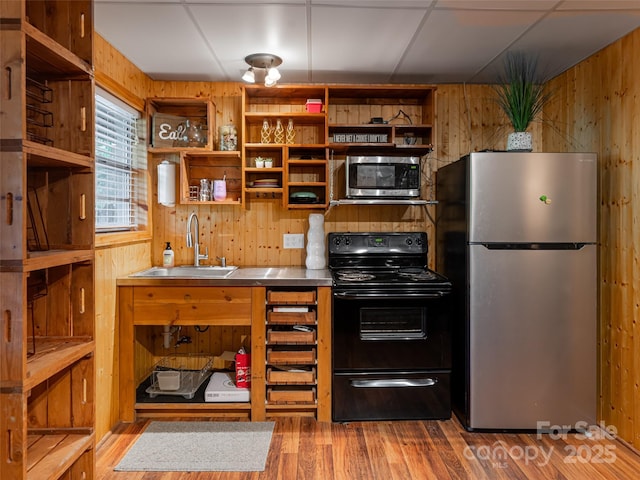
117;266;333;287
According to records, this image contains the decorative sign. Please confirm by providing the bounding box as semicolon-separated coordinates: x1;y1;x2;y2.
151;113;208;148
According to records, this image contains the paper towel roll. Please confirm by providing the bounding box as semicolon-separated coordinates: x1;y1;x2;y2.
157;160;175;207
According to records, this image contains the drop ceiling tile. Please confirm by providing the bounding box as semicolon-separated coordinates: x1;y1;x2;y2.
95;3;224;80
310;5;428;83
394;9;546;83
311;0;435;6
480;10;640;81
189;3;309;83
557;1;640;10
434;0;559;10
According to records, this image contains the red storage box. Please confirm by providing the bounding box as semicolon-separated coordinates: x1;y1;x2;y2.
305;99;323;113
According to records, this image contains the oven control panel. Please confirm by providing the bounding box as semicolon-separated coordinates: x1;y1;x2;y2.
328;232;427;255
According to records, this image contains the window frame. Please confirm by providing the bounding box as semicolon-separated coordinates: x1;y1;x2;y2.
94;85;151;246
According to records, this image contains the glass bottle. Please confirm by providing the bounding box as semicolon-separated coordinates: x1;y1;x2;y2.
260;119;271;144
273;118;285;144
199;178;211;201
286;118;295;144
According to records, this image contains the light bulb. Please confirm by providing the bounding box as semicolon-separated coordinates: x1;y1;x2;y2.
264;75;277;87
267;66;281;81
242;67;255;83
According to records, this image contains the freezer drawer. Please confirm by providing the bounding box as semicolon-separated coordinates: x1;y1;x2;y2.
468;152;597;243
332;371;451;421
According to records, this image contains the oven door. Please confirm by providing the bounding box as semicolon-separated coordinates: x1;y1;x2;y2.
333;370;451;421
332;291;451;371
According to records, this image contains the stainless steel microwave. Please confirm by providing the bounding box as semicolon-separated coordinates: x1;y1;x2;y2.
345;156;421;198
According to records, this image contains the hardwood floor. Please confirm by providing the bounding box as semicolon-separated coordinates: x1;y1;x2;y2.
96;416;640;479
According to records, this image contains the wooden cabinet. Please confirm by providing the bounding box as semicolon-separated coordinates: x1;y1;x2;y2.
179;151;242;204
258;287;331;420
117;283;332;422
145;97;246;205
264;289;319;409
118;285;255;420
327;85;435;154
148;86;436;209
147;97;214;152
0;2;96;479
241;85;329;209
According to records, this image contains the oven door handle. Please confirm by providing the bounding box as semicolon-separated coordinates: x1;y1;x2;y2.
334;291;447;299
351;378;437;388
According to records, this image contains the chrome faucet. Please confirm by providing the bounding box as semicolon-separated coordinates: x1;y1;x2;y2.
186;212;208;266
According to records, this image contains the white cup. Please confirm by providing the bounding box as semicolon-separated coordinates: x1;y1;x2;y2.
213;180;227;201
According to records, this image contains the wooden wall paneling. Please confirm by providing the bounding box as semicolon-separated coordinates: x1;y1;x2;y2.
542;27;640;450
602;39;624;440
616;33;636;446
629;30;640;451
95;242;151;438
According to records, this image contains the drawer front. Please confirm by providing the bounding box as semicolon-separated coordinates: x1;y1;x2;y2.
267;348;317;365
267;367;316;385
132;286;252;325
332;371;451;421
267;290;316;304
267;311;316;324
267;386;316;404
267;329;316;344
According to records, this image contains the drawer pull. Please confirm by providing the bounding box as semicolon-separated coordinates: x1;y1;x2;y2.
5;192;13;225
79;287;85;314
81;106;86;132
3;309;11;343
79;193;86;220
351;378;437;388
3;66;11;100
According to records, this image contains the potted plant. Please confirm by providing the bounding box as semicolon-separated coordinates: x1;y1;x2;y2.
493;52;553;151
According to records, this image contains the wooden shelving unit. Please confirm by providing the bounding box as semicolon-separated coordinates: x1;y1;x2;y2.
0;2;96;479
242;85;329;209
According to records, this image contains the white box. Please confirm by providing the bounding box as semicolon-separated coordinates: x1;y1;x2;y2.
205;372;250;403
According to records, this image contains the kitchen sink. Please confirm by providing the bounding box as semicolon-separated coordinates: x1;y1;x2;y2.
130;265;238;278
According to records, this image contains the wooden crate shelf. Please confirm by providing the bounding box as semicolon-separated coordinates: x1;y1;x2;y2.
267;348;316;365
267;329;316;344
267;367;316;385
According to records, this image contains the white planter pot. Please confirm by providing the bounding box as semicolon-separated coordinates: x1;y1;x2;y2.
507;131;532;151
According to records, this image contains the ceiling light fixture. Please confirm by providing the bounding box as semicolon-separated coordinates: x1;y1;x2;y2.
242;53;283;87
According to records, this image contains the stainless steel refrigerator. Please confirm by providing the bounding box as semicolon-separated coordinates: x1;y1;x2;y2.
436;152;597;431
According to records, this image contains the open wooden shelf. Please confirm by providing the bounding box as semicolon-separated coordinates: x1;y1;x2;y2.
25;337;94;391
26;431;94;480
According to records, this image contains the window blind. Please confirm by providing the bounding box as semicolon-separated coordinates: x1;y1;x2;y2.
95;93;139;231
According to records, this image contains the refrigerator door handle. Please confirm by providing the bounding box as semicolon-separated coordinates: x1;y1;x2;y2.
478;242;591;250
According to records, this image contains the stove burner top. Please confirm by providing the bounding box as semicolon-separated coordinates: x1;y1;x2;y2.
398;270;438;282
336;271;377;282
332;268;448;288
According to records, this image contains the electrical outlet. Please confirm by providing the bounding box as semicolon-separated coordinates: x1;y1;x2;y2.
283;233;305;249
